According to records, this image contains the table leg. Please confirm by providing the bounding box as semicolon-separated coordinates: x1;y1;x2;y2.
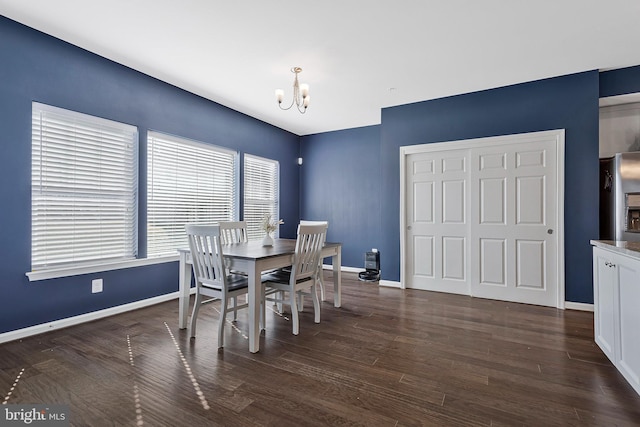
332;248;342;308
178;251;192;329
248;262;261;353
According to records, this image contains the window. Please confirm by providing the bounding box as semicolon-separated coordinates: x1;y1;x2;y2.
31;103;138;271
244;154;279;240
147;131;238;257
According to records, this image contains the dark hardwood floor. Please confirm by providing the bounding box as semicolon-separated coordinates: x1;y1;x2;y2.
1;272;639;426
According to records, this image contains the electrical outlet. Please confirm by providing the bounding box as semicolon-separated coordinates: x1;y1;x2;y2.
91;278;103;293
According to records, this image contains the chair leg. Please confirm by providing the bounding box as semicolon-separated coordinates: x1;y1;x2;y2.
318;273;326;302
289;289;299;335
311;283;321;323
260;284;266;331
276;291;284;314
232;296;238;321
218;297;229;349
189;290;203;338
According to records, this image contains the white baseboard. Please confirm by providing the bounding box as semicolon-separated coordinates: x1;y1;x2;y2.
564;301;594;312
321;264;361;274
0;291;187;344
379;280;401;288
320;268;593;312
320;265;400;288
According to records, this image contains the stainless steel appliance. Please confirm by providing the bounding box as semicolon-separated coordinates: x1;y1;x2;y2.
600;152;640;241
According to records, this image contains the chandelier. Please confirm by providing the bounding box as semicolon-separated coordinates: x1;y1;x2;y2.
275;67;309;114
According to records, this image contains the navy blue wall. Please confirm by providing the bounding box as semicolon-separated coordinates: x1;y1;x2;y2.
300;126;381;268
600;65;640;97
0;17;299;334
300;71;600;304
382;71;600;304
4;14;635;335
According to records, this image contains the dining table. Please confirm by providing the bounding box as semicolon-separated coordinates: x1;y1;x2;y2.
177;238;342;353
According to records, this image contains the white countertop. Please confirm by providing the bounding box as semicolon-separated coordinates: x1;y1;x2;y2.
590;240;640;260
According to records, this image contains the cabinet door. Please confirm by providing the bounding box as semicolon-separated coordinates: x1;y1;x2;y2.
593;248;616;363
617;256;640;394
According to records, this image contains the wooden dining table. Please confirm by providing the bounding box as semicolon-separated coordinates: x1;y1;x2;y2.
178;238;342;353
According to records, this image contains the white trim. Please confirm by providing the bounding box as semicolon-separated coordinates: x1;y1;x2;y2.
0;290;195;344
556;130;566;310
400;129;565;154
399;146;408;290
321;264;361;274
400;129;566;309
379;280;401;288
564;301;594;312
322;263;396;285
26;254;180;282
599;93;640;107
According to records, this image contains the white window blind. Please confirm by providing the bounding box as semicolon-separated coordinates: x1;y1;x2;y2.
244;154;280;241
147;131;238;257
31;103;139;271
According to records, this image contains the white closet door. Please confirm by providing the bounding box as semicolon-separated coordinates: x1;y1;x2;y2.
401;129;563;308
470;137;558;307
405;150;470;295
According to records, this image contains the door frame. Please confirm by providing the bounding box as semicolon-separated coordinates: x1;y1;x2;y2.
399;129;566;309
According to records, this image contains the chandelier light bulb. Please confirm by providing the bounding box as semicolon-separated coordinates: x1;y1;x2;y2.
300;83;309;98
275;89;284;103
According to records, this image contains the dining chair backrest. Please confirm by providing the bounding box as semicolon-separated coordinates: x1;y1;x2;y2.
291;223;328;282
185;223;253;347
299;220;328;256
299;221;328;258
185;224;226;289
300;220;328;227
218;220;248;245
299;220;329;299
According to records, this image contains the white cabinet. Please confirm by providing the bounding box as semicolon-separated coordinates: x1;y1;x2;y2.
592;245;640;397
593;250;617;362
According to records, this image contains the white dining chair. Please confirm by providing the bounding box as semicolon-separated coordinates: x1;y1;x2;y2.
186;223;254;349
218;220;249;285
218;220;248;244
300;220;329;301
262;223;327;335
274;220;329;313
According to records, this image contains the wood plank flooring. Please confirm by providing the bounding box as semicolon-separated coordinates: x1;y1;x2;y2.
1;272;639;426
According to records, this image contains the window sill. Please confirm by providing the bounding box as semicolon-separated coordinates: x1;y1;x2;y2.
26;254;180;282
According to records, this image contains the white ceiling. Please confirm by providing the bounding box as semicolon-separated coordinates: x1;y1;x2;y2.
2;1;640;136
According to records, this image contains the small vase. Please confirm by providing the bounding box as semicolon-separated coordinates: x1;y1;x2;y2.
262;233;274;247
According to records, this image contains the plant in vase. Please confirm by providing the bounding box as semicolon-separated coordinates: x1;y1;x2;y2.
260;214;284;246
